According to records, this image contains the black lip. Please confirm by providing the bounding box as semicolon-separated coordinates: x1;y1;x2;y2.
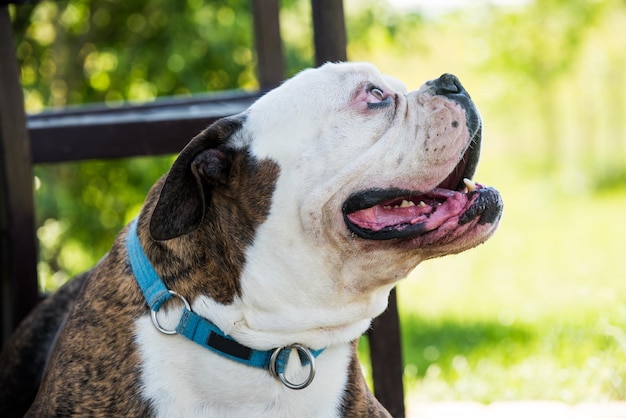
342;188;451;241
342;187;503;241
345;214;429;240
342;188;417;215
459;187;503;226
343;208;429;240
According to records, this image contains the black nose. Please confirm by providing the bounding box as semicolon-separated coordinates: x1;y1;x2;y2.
433;73;467;97
428;73;480;136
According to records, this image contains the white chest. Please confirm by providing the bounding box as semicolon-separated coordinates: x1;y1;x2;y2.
134;317;352;418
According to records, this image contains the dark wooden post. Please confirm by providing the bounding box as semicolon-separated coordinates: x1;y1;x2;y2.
311;0;347;66
368;289;406;417
0;6;40;346
251;0;284;90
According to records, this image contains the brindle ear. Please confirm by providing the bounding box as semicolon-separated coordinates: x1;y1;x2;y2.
149;116;244;241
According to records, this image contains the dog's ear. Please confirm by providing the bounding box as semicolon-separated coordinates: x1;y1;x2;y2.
149;117;243;241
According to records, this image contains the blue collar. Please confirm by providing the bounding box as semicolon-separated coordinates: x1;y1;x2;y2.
126;218;323;389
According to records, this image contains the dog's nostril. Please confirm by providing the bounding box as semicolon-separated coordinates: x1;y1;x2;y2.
434;73;464;96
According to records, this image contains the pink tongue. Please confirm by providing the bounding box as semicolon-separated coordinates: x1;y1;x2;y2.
347;204;435;232
347;191;473;233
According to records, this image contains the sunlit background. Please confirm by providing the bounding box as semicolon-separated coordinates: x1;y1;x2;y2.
9;0;626;410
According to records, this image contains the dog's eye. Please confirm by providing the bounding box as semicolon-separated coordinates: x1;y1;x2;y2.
369;86;385;101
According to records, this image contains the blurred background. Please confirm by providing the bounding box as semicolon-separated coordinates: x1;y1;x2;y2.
8;0;626;408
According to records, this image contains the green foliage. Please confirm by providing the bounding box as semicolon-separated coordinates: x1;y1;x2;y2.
346;0;425;55
34;156;174;290
483;0;608;83
12;0;257;109
474;0;615;171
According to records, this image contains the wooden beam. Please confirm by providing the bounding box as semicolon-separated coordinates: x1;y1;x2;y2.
27;92;260;163
251;0;284;90
0;1;34;6
0;6;40;344
311;0;347;66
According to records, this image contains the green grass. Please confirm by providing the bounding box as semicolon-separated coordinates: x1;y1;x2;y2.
360;160;626;405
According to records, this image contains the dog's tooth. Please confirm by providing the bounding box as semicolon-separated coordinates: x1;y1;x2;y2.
383;205;392;210
418;201;427;208
400;200;415;208
463;178;476;192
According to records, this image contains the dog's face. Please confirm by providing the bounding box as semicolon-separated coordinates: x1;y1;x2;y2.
146;62;502;348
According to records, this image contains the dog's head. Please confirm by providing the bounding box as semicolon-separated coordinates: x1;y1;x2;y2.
142;62;503;348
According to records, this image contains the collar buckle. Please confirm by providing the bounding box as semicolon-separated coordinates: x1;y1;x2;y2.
150;290;191;335
269;344;317;390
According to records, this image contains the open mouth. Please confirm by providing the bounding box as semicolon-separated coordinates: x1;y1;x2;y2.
342;128;502;241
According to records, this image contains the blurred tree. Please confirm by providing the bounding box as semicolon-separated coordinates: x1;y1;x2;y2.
12;0;258;108
481;0;610;172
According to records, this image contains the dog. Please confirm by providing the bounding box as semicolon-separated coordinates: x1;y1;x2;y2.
0;62;502;417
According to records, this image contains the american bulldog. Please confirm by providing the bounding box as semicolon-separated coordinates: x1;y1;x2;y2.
0;62;503;417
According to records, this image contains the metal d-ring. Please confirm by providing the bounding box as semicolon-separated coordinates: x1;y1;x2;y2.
150;290;191;335
269;344;316;390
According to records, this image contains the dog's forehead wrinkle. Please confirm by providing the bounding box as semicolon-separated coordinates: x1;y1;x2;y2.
246;65;406;168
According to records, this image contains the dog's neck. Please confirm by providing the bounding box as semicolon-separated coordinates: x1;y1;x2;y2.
135;210;395;352
145;252;393;353
188;293;380;351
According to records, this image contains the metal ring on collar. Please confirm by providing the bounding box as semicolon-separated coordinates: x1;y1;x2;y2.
269;344;316;390
150;290;191;335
